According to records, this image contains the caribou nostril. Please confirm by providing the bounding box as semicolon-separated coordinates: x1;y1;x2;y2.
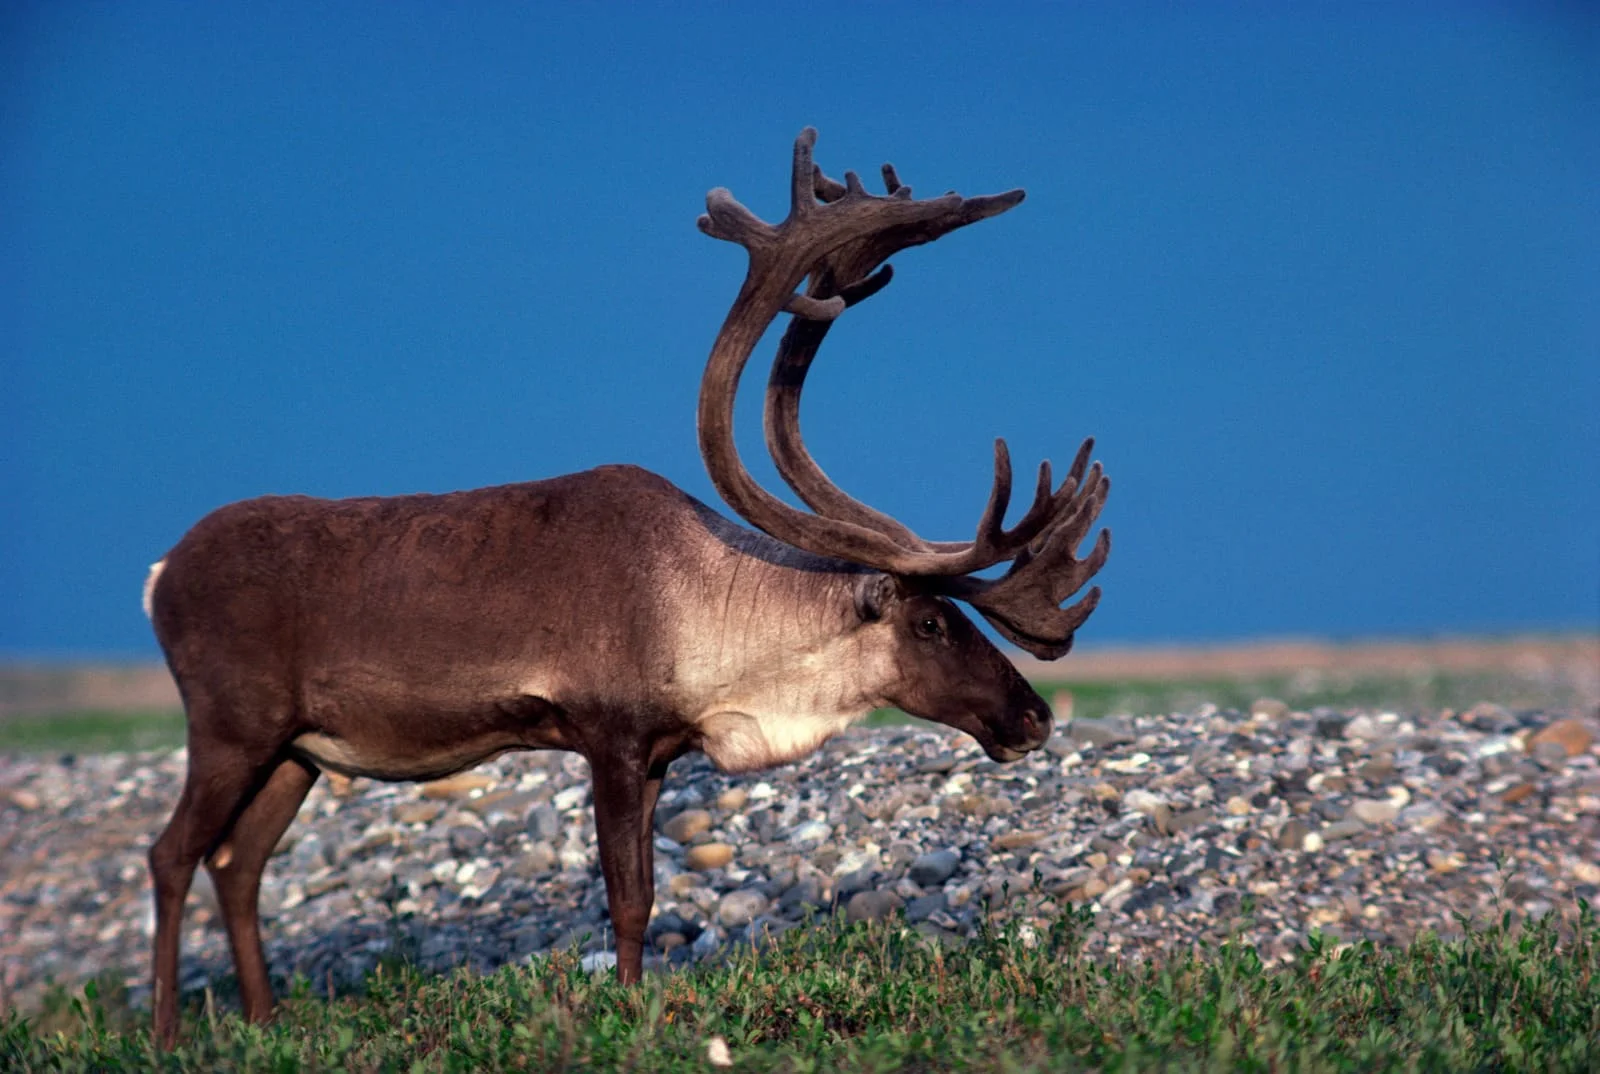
1021;707;1050;743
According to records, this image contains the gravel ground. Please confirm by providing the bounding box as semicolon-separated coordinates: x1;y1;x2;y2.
2;699;1597;1015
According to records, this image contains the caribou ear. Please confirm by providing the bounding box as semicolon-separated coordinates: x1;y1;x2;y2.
853;573;900;623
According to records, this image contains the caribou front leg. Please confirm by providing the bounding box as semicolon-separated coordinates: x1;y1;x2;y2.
590;753;662;983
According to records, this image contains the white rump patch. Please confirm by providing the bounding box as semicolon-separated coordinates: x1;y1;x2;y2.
142;560;167;618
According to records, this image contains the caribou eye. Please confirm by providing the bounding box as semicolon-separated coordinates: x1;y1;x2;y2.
913;615;946;641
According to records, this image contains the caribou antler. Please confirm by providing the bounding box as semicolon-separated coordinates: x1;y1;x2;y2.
764;157;1076;563
697;128;1110;658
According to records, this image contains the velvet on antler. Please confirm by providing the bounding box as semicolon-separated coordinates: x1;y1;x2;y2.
697;128;1111;659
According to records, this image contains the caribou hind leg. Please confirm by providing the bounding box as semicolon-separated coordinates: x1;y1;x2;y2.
148;703;292;1046
204;754;319;1026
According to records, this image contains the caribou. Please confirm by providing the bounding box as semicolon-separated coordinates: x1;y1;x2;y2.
142;128;1110;1043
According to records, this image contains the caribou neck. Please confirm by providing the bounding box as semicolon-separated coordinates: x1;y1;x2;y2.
668;508;893;773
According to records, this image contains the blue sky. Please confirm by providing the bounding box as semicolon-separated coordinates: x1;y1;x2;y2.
3;3;1597;657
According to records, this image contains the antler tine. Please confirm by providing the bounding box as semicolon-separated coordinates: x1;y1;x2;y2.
935;467;1112;659
882;163;907;196
790;127;821;218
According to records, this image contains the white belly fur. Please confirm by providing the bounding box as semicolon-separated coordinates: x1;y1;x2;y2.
290;731;513;781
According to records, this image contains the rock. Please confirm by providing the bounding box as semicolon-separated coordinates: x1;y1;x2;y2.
1464;702;1516;732
420;772;495;799
835;867;878;901
580;951;617;973
904;893;947;924
1315;713;1350;739
552;785;589;812
303;869;346;898
685;843;735;871
1531;741;1571;767
789;819;832;845
779;878;829;915
1321;820;1366;841
717;890;769;928
1357;756;1395;782
1528;719;1593;759
448;826;488;855
1572;861;1600;885
916;752;958;774
1347;799;1400;826
515;842;557;875
844;890;904;924
1343;715;1386;741
908;850;960;887
1250;698;1290;721
716;787;748;811
1500;782;1537;805
663;809;713;844
992;831;1043;851
1399;802;1448;832
1276;819;1311;851
1066;716;1136;749
1225;796;1252;816
525;804;562;841
393;801;444;825
653;931;687;953
1122;789;1165;817
1164;807;1212;835
6;788;42;811
692;923;724;958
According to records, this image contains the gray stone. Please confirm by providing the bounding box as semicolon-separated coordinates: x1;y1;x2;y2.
448;826;488;855
844;889;904;924
908;849;960;887
1321;819;1367;842
790;819;832;845
1346;799;1400;826
717;889;770;928
904;892;947;924
1065;716;1136;749
525;804;562;842
779;878;828;915
514;841;557;876
835;867;878;901
916;753;957;774
1315;714;1350;739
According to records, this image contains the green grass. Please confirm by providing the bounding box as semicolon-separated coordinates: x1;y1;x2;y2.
5;905;1597;1072
1033;667;1584;722
0;709;186;754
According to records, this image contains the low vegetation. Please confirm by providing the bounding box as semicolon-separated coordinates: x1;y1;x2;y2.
0;709;186;754
5;904;1596;1072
